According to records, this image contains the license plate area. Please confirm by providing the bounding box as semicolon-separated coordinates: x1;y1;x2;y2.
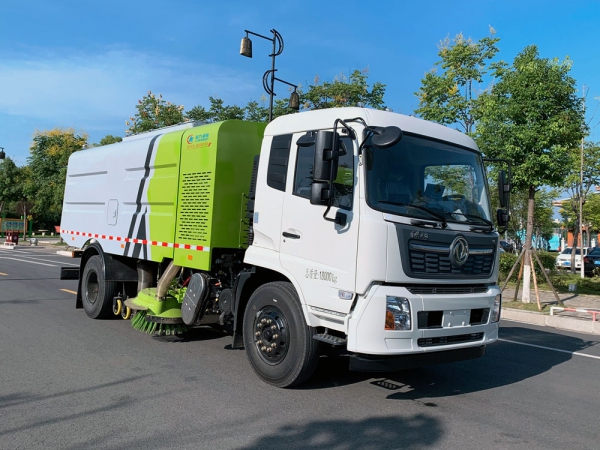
417;308;490;329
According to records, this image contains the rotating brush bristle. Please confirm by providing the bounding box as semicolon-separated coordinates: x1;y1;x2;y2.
130;311;188;336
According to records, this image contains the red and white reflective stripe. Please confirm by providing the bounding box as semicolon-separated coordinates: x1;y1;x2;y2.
60;229;209;252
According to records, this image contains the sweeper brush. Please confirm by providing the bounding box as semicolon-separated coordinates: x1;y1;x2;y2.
124;285;188;336
130;310;188;336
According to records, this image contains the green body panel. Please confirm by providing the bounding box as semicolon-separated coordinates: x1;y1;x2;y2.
173;121;266;270
144;120;265;269
147;131;185;263
130;288;182;318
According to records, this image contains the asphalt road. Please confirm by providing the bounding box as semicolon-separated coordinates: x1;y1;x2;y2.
1;245;599;450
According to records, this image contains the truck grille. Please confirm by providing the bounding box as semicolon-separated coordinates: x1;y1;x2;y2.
409;251;494;276
418;332;484;347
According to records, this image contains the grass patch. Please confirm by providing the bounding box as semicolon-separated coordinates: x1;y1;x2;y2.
52;241;68;247
500;273;600;296
502;301;552;313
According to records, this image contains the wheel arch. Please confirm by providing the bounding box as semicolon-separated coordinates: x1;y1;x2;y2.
231;266;298;348
76;243;138;308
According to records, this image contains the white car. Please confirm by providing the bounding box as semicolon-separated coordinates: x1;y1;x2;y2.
555;247;591;270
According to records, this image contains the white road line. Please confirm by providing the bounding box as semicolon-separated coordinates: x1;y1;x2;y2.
0;257;59;267
0;255;79;266
499;338;600;361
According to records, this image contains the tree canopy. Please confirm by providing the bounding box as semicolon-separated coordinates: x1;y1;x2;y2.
302;69;386;110
476;45;586;191
415;28;503;134
0;157;23;216
475;45;586;300
126;91;185;135
26;129;87;225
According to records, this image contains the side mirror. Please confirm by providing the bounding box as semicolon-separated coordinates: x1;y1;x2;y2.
313;130;340;181
497;209;509;227
498;170;510;208
310;181;334;206
371;126;403;148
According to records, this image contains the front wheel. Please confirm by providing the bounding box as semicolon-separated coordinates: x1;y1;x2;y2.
81;255;117;319
243;282;319;388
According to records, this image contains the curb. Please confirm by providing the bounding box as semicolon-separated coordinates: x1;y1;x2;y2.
502;308;600;335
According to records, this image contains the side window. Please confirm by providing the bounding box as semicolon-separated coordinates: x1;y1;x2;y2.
267;134;292;191
292;136;354;210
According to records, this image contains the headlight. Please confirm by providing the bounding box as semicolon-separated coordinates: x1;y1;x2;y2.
385;296;411;330
492;294;501;322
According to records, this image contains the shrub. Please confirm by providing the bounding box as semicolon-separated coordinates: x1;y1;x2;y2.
499;252;518;281
498;250;556;282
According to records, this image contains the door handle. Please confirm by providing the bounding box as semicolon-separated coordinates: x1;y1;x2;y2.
282;231;301;239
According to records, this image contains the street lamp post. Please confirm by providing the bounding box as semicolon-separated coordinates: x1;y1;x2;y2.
240;29;299;121
0;147;5;160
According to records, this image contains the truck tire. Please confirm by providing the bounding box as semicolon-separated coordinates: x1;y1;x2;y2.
243;281;319;387
82;255;117;319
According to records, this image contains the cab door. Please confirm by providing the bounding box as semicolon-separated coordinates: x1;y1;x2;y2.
279;133;359;315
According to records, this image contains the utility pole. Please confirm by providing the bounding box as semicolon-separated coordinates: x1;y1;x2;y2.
580;85;586;279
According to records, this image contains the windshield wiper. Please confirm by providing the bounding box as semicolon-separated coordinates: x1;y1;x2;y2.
448;211;494;231
377;201;447;228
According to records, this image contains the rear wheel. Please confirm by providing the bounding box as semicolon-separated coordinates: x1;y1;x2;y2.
243;282;319;388
82;255;117;319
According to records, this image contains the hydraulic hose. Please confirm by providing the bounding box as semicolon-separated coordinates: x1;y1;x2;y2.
156;261;181;299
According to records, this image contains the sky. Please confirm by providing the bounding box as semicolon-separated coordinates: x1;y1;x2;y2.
0;0;599;166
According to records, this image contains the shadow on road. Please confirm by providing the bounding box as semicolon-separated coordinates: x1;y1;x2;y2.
239;414;442;449
299;324;598;400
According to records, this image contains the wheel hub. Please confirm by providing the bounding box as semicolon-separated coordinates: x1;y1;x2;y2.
254;307;288;364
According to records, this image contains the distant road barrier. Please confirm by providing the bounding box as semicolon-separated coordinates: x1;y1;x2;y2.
550;307;600;322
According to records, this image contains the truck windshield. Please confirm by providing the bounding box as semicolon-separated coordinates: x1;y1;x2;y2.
365;133;492;225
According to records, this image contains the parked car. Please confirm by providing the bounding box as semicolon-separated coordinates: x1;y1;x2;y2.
582;247;600;276
499;240;514;253
555;247;592;271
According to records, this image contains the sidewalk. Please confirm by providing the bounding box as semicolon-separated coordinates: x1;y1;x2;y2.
502;287;600;335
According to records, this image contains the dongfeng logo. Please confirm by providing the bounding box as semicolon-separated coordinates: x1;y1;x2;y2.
450;236;469;266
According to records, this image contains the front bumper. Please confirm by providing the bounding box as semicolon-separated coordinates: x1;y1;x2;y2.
346;284;500;355
349;345;486;372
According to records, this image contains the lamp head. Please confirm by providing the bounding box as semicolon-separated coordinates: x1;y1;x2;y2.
240;36;252;58
288;90;300;110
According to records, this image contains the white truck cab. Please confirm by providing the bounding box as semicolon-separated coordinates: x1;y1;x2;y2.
245;107;503;371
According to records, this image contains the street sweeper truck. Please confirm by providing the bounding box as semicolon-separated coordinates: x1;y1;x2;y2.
60;107;510;387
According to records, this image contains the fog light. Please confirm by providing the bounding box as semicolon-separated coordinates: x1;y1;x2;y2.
385;296;411;330
492;294;501;322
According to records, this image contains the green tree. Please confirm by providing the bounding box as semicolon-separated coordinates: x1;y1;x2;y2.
186;96;246;123
477;45;586;301
98;135;122;146
126;91;185;135
244;99;269;123
302;69;386;110
563;141;600;269
415;28;503;134
26;129;87;227
583;191;600;237
0;157;23;217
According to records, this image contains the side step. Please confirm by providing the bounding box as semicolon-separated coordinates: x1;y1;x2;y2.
60;267;80;280
313;333;347;347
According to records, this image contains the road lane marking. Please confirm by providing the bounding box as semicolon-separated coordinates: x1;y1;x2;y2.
61;289;77;295
499;338;600;361
0;257;58;267
0;256;79;267
0;272;7;276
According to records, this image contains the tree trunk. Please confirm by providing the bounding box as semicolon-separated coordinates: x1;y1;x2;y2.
571;224;579;275
521;186;536;303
